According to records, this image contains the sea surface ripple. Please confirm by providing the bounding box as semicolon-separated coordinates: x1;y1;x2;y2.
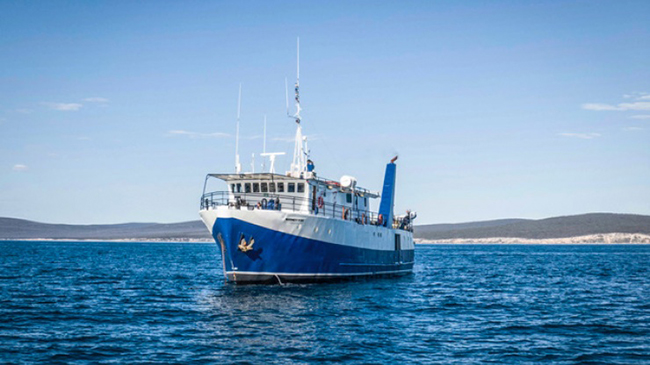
0;241;648;364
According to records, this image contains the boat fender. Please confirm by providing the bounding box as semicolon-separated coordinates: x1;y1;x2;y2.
261;198;268;210
342;207;350;220
317;196;324;209
361;213;366;225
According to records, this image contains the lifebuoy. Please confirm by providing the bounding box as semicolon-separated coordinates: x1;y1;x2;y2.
317;196;324;209
378;214;384;226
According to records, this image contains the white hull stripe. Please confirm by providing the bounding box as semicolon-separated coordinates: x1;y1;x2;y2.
200;208;415;252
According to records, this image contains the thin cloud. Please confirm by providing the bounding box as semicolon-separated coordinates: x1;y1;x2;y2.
623;127;644;131
83;97;109;103
623;92;649;100
272;136;295;142
272;134;319;143
630;115;650;119
12;164;28;171
584;92;650;111
581;103;620;111
618;102;650;110
581;102;650;111
42;102;83;111
559;132;601;139
15;108;32;114
167;130;230;138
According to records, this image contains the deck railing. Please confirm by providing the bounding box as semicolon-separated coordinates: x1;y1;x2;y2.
200;191;413;232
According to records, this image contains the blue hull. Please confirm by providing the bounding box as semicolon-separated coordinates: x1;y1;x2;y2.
212;217;414;284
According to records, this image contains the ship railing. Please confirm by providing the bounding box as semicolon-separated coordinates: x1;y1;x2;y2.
200;191;413;232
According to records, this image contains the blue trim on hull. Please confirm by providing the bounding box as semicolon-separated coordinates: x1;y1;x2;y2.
211;217;414;283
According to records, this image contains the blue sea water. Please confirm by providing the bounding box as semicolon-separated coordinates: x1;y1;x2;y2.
0;241;648;364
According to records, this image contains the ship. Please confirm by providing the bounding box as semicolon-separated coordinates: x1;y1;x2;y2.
199;41;416;284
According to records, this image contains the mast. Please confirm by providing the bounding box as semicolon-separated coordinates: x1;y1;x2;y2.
235;84;242;174
290;37;307;177
262;115;267;172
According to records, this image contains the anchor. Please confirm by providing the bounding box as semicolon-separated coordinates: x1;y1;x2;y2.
237;234;255;252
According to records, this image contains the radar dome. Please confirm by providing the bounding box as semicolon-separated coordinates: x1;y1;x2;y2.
340;175;357;189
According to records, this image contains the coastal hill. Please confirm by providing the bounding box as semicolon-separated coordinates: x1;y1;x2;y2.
0;217;211;241
0;213;648;242
414;213;650;243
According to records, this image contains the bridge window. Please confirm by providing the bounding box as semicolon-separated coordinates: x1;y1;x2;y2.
236;183;242;193
230;184;235;192
277;183;284;192
269;183;275;192
288;183;295;193
245;183;251;193
346;193;352;203
297;183;305;193
261;182;268;193
253;183;260;193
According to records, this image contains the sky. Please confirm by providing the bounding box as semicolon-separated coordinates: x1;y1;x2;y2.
1;1;649;225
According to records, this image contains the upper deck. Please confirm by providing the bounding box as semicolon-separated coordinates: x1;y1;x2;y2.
200;172;414;232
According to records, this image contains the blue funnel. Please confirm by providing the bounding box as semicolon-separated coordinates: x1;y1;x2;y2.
378;161;397;227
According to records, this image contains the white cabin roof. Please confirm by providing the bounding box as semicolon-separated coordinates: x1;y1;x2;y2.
209;173;292;181
208;172;380;198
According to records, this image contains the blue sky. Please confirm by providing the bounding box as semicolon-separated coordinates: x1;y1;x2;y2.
1;1;649;224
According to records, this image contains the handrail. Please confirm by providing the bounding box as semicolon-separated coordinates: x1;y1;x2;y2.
200;190;414;232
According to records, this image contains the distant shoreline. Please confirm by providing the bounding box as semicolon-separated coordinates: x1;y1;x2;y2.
415;233;650;244
2;233;650;244
0;238;214;243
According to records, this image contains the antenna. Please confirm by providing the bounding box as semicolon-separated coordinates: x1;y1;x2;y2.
261;115;267;172
235;84;242;173
289;37;306;177
294;37;301;124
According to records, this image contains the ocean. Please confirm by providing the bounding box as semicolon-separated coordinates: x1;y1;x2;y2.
0;241;648;364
